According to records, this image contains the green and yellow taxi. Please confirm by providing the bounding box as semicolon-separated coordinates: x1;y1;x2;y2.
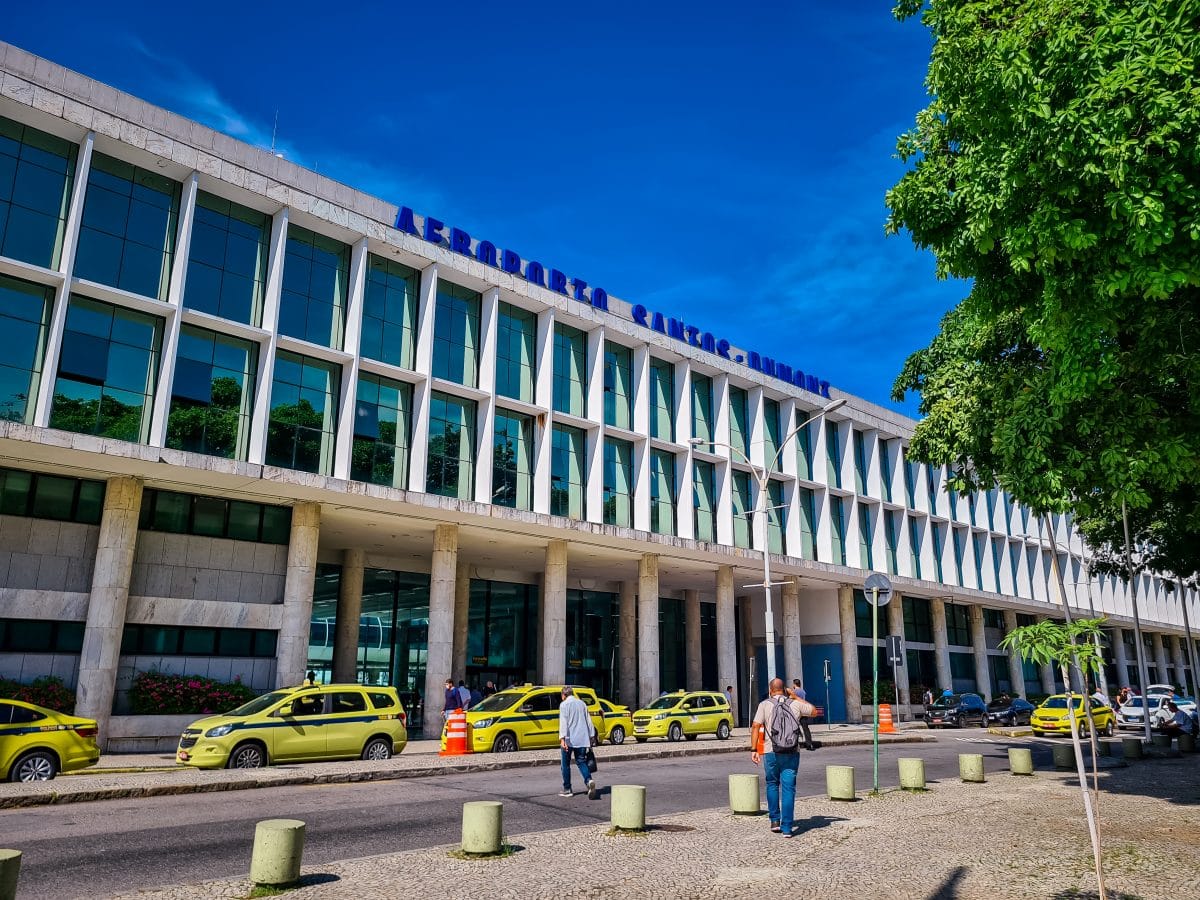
1;699;100;781
632;690;734;743
596;698;633;745
176;683;408;769
1031;693;1116;738
444;684;603;753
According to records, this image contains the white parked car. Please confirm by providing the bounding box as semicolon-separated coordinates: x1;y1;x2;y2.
1116;694;1197;730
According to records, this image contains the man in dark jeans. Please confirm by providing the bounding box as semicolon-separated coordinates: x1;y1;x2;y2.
791;679;816;751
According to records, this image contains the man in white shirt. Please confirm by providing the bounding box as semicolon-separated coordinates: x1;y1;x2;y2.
558;686;597;798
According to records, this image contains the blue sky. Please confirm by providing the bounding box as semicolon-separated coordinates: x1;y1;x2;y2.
5;2;966;414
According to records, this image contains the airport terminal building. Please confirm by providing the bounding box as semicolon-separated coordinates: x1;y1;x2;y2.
0;43;1195;748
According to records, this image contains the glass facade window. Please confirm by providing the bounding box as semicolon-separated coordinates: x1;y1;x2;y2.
992;537;1004;590
797;486;816;560
974;533;988;589
949;651;976;692
602;437;633;527
766;479;785;554
858;503;873;569
905;458;918;507
0;116;76;269
853;430;867;493
796;420;815;480
426;392;477;499
0;274;51;424
931;522;946;582
467;579;539;684
879;439;893;502
0;618;84;653
492;409;534;509
692;458;716;542
0;467;105;525
731;470;753;549
884;509;899;575
495;302;536;403
166;325;255;459
659;598;686;691
909;518;923;578
265;350;339;475
649;449;676;535
50;295;161;442
826;424;842;488
691;372;713;444
906;648;938;699
728;386;750;460
853;590;873;638
75;153;179;300
566;589;618;698
903;596;933;643
830;496;846;565
431;280;481;386
763;399;782;471
603;342;632;429
649;358;674;441
279;225;349;348
351;373;412;489
139;488;291;543
552;323;586;417
120;624;276;658
360;255;418;370
952;527;966;586
550;424;586;519
946;603;971;646
184;191;269;325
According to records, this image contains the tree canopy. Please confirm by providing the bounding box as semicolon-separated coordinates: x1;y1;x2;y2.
887;0;1200;517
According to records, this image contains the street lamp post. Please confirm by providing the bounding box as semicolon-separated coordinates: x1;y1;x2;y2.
691;397;846;684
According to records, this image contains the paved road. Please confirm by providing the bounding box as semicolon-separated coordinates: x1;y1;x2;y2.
2;733;1052;899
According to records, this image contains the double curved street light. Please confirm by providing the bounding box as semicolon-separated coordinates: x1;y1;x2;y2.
690;397;846;684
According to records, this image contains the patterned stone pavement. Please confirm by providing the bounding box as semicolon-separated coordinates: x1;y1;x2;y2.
113;752;1200;900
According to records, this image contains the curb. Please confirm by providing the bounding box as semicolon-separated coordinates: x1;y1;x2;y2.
0;734;934;810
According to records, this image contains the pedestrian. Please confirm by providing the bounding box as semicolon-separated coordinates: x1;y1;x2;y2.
558;686;598;798
1089;685;1109;708
469;683;483;707
725;685;734;708
305;670;318;686
791;679;816;751
921;687;934;708
457;680;471;709
483;680;497;698
442;679;459;720
751;677;812;838
1117;686;1131;707
1159;701;1195;738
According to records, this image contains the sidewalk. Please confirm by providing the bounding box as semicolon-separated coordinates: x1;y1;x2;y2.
0;723;932;809
115;750;1200;900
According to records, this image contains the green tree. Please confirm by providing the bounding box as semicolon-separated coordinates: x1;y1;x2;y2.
887;0;1200;514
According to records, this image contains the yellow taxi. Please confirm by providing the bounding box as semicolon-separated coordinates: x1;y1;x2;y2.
597;698;633;745
1031;693;1117;738
444;684;603;753
176;683;408;769
1;699;100;782
632;690;734;743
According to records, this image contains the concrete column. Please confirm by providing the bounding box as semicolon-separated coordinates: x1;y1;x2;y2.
452;560;470;682
684;589;702;690
716;566;737;723
837;585;862;723
331;548;365;683
637;554;660;707
930;598;953;693
1152;632;1170;685
969;606;991;701
423;525;458;737
75;477;143;745
275;502;321;690
781;580;803;687
619;580;637;707
542;540;568;685
1003;610;1027;698
886;592;911;713
1038;617;1056;694
1111;627;1131;690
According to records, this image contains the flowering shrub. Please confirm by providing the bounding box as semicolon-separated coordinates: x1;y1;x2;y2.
129;671;257;715
0;675;76;711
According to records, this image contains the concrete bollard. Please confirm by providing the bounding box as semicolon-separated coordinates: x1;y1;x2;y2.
897;758;926;791
0;849;21;900
728;773;761;814
1179;733;1196;753
461;801;504;855
611;785;647;831
1123;737;1144;760
1151;733;1173;749
1008;747;1034;776
1096;739;1113;757
250;819;306;887
826;765;856;801
959;753;985;783
1052;743;1075;769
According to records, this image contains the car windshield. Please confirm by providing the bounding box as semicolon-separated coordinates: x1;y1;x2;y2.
930;695;961;709
646;695;682;710
987;698;1012;710
470;691;524;713
1123;698;1145;709
226;691;291;717
1042;697;1082;710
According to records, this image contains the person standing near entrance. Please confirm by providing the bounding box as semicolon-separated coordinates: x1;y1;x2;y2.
442;679;459;721
558;686;598;799
751;677;810;837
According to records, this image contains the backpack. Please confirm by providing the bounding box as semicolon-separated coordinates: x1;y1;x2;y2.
767;697;803;752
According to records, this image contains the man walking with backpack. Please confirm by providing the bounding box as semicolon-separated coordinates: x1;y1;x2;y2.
751;677;814;837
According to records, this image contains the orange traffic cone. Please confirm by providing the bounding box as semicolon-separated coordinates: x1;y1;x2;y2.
440;708;472;756
878;703;898;734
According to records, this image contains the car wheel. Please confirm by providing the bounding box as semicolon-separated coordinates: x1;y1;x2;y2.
228;742;266;769
492;732;518;753
716;721;731;741
668;723;683;742
361;737;393;760
1103;720;1115;737
609;725;626;746
10;750;57;782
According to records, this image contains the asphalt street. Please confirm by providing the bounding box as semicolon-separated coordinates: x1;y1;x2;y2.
2;732;1054;899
